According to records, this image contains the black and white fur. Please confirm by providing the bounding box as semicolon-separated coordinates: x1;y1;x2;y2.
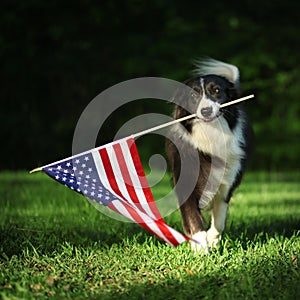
166;58;253;252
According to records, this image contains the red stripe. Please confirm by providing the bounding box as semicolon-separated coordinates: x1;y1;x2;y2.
98;148;125;200
127;138;184;245
100;139;186;246
154;219;182;246
109;198;182;246
112;143;142;209
108;201;174;245
127;138;162;220
110;201;188;246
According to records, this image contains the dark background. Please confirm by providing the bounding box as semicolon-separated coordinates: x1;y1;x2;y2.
1;0;299;171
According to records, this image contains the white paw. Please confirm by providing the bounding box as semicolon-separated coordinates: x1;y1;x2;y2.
190;231;209;253
206;228;222;247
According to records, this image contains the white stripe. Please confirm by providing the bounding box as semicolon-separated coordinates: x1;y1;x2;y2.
119;141;158;220
92;145;187;246
91;150;121;200
140;214;186;246
115;198;187;245
92;150;166;242
105;145;134;203
112;200;175;245
110;201;135;222
92;145;151;215
165;225;188;244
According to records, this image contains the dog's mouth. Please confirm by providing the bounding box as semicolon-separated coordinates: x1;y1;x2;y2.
198;111;222;123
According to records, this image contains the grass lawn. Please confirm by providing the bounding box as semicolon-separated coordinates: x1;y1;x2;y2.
0;171;299;299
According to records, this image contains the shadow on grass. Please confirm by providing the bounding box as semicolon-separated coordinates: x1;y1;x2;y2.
0;219;156;258
226;216;300;249
1;213;299;259
96;275;299;300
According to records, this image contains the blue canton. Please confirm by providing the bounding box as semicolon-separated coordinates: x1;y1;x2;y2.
43;153;118;206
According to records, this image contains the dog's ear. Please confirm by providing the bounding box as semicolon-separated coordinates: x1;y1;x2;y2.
194;58;241;97
194;58;239;84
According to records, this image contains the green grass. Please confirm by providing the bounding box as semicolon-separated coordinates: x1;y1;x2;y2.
0;171;299;299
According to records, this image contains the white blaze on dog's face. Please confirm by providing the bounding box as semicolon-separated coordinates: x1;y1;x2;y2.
196;77;225;122
186;75;236;123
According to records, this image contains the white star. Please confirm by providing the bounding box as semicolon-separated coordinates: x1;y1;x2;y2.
73;166;77;171
57;165;62;170
81;163;86;168
91;191;95;196
98;193;102;198
84;156;89;161
88;168;93;172
86;175;90;179
62;177;67;182
75;159;80;164
55;175;59;180
66;162;71;167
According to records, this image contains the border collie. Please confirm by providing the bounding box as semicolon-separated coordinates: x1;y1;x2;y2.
166;58;253;252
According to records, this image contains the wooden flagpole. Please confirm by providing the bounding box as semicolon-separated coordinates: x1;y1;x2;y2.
29;167;43;174
131;94;254;139
30;94;254;173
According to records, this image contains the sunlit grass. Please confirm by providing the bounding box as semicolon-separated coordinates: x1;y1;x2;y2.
0;171;299;299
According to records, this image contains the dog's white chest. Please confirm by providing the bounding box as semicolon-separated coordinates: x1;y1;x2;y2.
191;116;245;193
191;117;244;161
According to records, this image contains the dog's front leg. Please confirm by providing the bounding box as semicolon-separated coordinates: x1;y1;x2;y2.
179;194;209;253
206;196;228;247
167;136;209;252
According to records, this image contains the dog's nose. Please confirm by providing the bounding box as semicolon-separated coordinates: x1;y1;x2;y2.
201;106;213;118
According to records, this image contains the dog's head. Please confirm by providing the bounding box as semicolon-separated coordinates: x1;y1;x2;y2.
173;59;240;125
183;75;239;122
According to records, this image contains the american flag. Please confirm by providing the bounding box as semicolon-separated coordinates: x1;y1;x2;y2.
42;137;188;247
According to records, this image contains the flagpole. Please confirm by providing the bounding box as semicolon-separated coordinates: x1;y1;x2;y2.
29;167;43;174
131;94;254;139
218;94;254;108
29;94;254;173
131;113;197;139
29;136;131;173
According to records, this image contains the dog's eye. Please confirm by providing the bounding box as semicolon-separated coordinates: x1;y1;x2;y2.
214;87;220;94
